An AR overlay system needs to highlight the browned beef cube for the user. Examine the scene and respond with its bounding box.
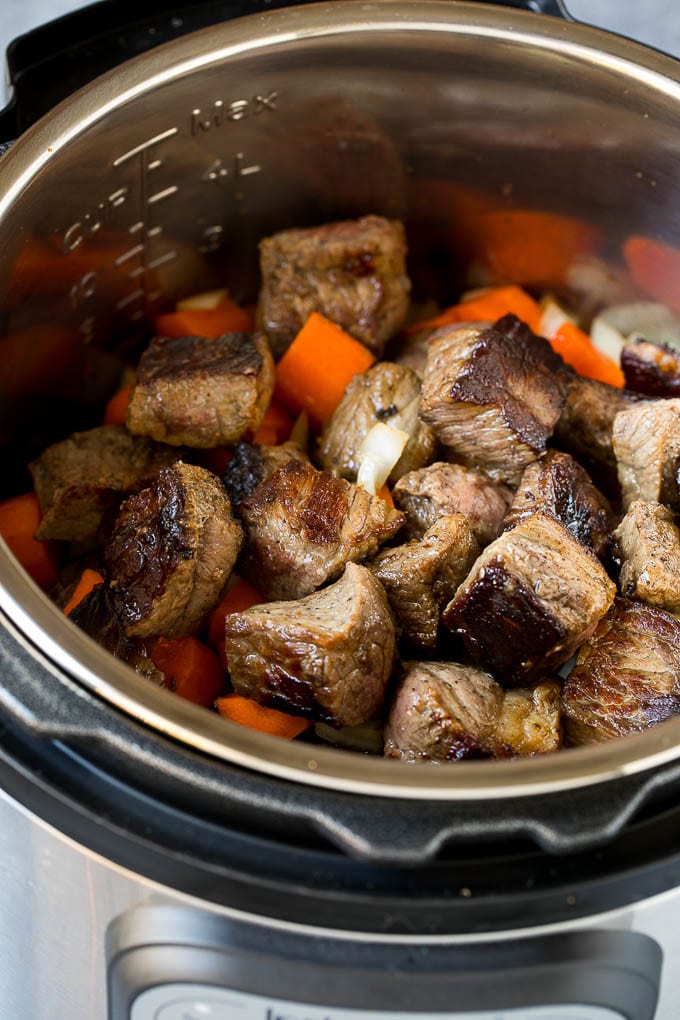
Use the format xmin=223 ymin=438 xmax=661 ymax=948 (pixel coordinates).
xmin=239 ymin=459 xmax=403 ymax=600
xmin=317 ymin=362 xmax=436 ymax=483
xmin=614 ymin=501 xmax=680 ymax=613
xmin=387 ymin=320 xmax=490 ymax=376
xmin=257 ymin=215 xmax=410 ymax=357
xmin=392 ymin=462 xmax=512 ymax=546
xmin=383 ymin=661 xmax=560 ymax=761
xmin=504 ymin=450 xmax=614 ymax=560
xmin=223 ymin=563 xmax=396 ymax=727
xmin=613 ymin=398 xmax=680 ymax=512
xmin=370 ymin=514 xmax=479 ymax=650
xmin=562 ymin=598 xmax=680 ymax=744
xmin=106 ymin=462 xmax=242 ymax=638
xmin=443 ymin=514 xmax=616 ymax=684
xmin=554 ymin=375 xmax=640 ymax=495
xmin=222 ymin=440 xmax=309 ymax=508
xmin=419 ymin=317 xmax=567 ymax=485
xmin=621 ymin=338 xmax=680 ymax=397
xmin=126 ymin=332 xmax=274 ymax=448
xmin=30 ymin=425 xmax=179 ymax=542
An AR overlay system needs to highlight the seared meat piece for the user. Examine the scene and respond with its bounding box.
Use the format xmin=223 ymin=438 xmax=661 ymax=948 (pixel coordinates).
xmin=238 ymin=459 xmax=404 ymax=600
xmin=614 ymin=500 xmax=680 ymax=613
xmin=621 ymin=338 xmax=680 ymax=397
xmin=106 ymin=462 xmax=242 ymax=638
xmin=504 ymin=450 xmax=614 ymax=560
xmin=443 ymin=514 xmax=616 ymax=684
xmin=562 ymin=598 xmax=680 ymax=744
xmin=392 ymin=462 xmax=512 ymax=545
xmin=613 ymin=398 xmax=680 ymax=512
xmin=223 ymin=563 xmax=395 ymax=727
xmin=317 ymin=362 xmax=436 ymax=483
xmin=387 ymin=320 xmax=490 ymax=376
xmin=554 ymin=375 xmax=640 ymax=495
xmin=30 ymin=425 xmax=179 ymax=542
xmin=257 ymin=215 xmax=410 ymax=357
xmin=222 ymin=440 xmax=309 ymax=508
xmin=384 ymin=661 xmax=561 ymax=761
xmin=69 ymin=583 xmax=165 ymax=686
xmin=126 ymin=332 xmax=274 ymax=447
xmin=370 ymin=514 xmax=480 ymax=650
xmin=419 ymin=316 xmax=567 ymax=485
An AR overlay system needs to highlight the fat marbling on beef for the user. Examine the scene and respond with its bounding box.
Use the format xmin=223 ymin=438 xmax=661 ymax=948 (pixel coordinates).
xmin=106 ymin=461 xmax=242 ymax=638
xmin=504 ymin=450 xmax=614 ymax=560
xmin=126 ymin=332 xmax=274 ymax=447
xmin=614 ymin=500 xmax=680 ymax=614
xmin=419 ymin=316 xmax=567 ymax=486
xmin=370 ymin=513 xmax=480 ymax=650
xmin=30 ymin=424 xmax=179 ymax=542
xmin=238 ymin=459 xmax=404 ymax=600
xmin=443 ymin=513 xmax=616 ymax=684
xmin=257 ymin=215 xmax=411 ymax=357
xmin=317 ymin=361 xmax=436 ymax=483
xmin=223 ymin=562 xmax=396 ymax=727
xmin=392 ymin=461 xmax=511 ymax=545
xmin=384 ymin=661 xmax=561 ymax=761
xmin=613 ymin=398 xmax=680 ymax=512
xmin=562 ymin=598 xmax=680 ymax=744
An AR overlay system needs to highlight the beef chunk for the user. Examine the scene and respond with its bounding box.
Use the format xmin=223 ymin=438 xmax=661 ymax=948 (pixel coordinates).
xmin=126 ymin=332 xmax=275 ymax=447
xmin=30 ymin=425 xmax=179 ymax=542
xmin=257 ymin=215 xmax=410 ymax=357
xmin=504 ymin=450 xmax=614 ymax=560
xmin=370 ymin=514 xmax=480 ymax=650
xmin=222 ymin=440 xmax=309 ymax=508
xmin=317 ymin=362 xmax=436 ymax=483
xmin=392 ymin=462 xmax=512 ymax=545
xmin=223 ymin=562 xmax=395 ymax=727
xmin=562 ymin=598 xmax=680 ymax=744
xmin=419 ymin=317 xmax=567 ymax=485
xmin=613 ymin=398 xmax=680 ymax=512
xmin=238 ymin=459 xmax=404 ymax=600
xmin=614 ymin=500 xmax=680 ymax=613
xmin=443 ymin=514 xmax=616 ymax=684
xmin=106 ymin=462 xmax=242 ymax=638
xmin=384 ymin=661 xmax=560 ymax=761
xmin=554 ymin=375 xmax=640 ymax=495
xmin=621 ymin=338 xmax=680 ymax=397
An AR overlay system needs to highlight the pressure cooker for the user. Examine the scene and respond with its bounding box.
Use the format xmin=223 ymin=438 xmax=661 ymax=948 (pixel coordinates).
xmin=3 ymin=0 xmax=680 ymax=1016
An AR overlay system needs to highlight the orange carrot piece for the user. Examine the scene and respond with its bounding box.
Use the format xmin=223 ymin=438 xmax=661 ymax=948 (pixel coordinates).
xmin=253 ymin=400 xmax=294 ymax=446
xmin=473 ymin=210 xmax=602 ymax=290
xmin=215 ymin=693 xmax=312 ymax=739
xmin=0 ymin=492 xmax=59 ymax=588
xmin=155 ymin=297 xmax=254 ymax=339
xmin=63 ymin=569 xmax=105 ymax=615
xmin=207 ymin=577 xmax=264 ymax=648
xmin=623 ymin=236 xmax=680 ymax=315
xmin=405 ymin=285 xmax=542 ymax=335
xmin=377 ymin=484 xmax=395 ymax=509
xmin=150 ymin=635 xmax=224 ymax=707
xmin=549 ymin=322 xmax=624 ymax=388
xmin=275 ymin=312 xmax=376 ymax=427
xmin=103 ymin=385 xmax=132 ymax=426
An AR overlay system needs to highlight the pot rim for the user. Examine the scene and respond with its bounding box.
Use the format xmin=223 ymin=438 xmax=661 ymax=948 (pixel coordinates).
xmin=3 ymin=0 xmax=680 ymax=800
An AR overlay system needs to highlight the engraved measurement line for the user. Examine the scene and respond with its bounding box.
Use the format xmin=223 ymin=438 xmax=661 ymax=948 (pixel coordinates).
xmin=113 ymin=128 xmax=178 ymax=166
xmin=114 ymin=244 xmax=144 ymax=267
xmin=116 ymin=288 xmax=145 ymax=310
xmin=147 ymin=251 xmax=177 ymax=270
xmin=147 ymin=185 xmax=178 ymax=205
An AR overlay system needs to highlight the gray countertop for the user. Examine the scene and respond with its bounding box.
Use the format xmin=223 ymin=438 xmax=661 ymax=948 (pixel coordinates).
xmin=2 ymin=0 xmax=680 ymax=106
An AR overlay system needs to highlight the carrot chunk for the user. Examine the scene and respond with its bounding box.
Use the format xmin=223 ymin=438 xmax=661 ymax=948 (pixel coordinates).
xmin=405 ymin=285 xmax=542 ymax=335
xmin=155 ymin=298 xmax=254 ymax=339
xmin=103 ymin=386 xmax=132 ymax=426
xmin=549 ymin=321 xmax=624 ymax=388
xmin=377 ymin=484 xmax=395 ymax=509
xmin=215 ymin=693 xmax=312 ymax=739
xmin=275 ymin=312 xmax=376 ymax=428
xmin=63 ymin=569 xmax=105 ymax=615
xmin=150 ymin=635 xmax=225 ymax=707
xmin=0 ymin=492 xmax=59 ymax=588
xmin=207 ymin=578 xmax=263 ymax=649
xmin=623 ymin=236 xmax=680 ymax=315
xmin=252 ymin=400 xmax=294 ymax=445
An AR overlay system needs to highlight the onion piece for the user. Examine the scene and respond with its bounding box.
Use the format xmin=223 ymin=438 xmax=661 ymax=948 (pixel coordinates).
xmin=314 ymin=718 xmax=384 ymax=754
xmin=289 ymin=410 xmax=309 ymax=450
xmin=597 ymin=301 xmax=680 ymax=350
xmin=538 ymin=296 xmax=577 ymax=338
xmin=356 ymin=422 xmax=409 ymax=495
xmin=590 ymin=315 xmax=626 ymax=364
xmin=177 ymin=288 xmax=229 ymax=310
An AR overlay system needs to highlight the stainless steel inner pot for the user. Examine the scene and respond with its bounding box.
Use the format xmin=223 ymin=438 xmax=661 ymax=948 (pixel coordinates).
xmin=1 ymin=0 xmax=680 ymax=800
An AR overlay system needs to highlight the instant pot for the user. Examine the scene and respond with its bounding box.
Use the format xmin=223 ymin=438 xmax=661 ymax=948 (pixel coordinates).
xmin=3 ymin=1 xmax=680 ymax=1017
